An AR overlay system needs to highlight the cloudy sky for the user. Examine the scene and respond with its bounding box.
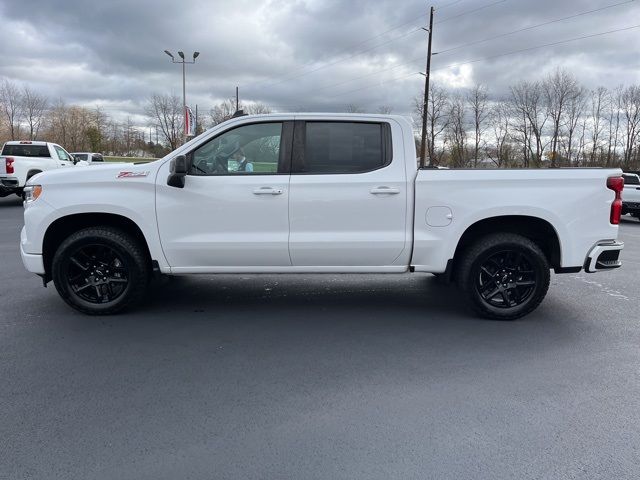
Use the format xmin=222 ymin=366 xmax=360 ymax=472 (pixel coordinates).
xmin=1 ymin=0 xmax=639 ymax=124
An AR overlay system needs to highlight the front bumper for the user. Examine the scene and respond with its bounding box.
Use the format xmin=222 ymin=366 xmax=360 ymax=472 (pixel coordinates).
xmin=20 ymin=227 xmax=45 ymax=274
xmin=584 ymin=240 xmax=624 ymax=273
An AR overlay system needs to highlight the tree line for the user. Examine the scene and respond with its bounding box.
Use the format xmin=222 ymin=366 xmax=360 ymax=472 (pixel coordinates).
xmin=3 ymin=68 xmax=640 ymax=170
xmin=413 ymin=69 xmax=640 ymax=170
xmin=0 ymin=79 xmax=153 ymax=156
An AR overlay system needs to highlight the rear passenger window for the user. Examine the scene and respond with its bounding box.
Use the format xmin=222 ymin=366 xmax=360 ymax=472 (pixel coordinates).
xmin=301 ymin=122 xmax=388 ymax=174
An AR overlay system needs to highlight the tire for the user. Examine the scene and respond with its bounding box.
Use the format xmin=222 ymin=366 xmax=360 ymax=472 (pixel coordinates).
xmin=455 ymin=233 xmax=550 ymax=320
xmin=52 ymin=227 xmax=150 ymax=315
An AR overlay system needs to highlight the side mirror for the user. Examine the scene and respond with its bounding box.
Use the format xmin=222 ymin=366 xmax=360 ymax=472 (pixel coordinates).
xmin=72 ymin=155 xmax=78 ymax=165
xmin=167 ymin=155 xmax=188 ymax=188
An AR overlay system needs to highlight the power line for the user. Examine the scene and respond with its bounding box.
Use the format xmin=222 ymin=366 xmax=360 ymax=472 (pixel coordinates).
xmin=255 ymin=27 xmax=423 ymax=89
xmin=435 ymin=0 xmax=508 ymax=24
xmin=313 ymin=0 xmax=637 ymax=93
xmin=244 ymin=0 xmax=508 ymax=91
xmin=435 ymin=0 xmax=636 ymax=55
xmin=432 ymin=23 xmax=640 ymax=72
xmin=329 ymin=23 xmax=640 ymax=97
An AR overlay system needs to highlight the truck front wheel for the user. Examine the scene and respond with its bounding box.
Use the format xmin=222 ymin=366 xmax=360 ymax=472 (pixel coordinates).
xmin=52 ymin=227 xmax=150 ymax=315
xmin=456 ymin=233 xmax=550 ymax=320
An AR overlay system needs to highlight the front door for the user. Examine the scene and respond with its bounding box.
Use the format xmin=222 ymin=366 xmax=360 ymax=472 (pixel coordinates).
xmin=156 ymin=121 xmax=293 ymax=270
xmin=53 ymin=145 xmax=74 ymax=167
xmin=288 ymin=120 xmax=408 ymax=267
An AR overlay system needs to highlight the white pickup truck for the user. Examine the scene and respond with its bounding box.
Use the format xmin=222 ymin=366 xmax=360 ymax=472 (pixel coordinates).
xmin=622 ymin=172 xmax=640 ymax=219
xmin=0 ymin=141 xmax=76 ymax=197
xmin=20 ymin=113 xmax=625 ymax=319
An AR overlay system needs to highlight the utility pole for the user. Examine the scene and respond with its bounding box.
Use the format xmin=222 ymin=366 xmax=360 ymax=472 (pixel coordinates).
xmin=164 ymin=50 xmax=200 ymax=145
xmin=235 ymin=86 xmax=239 ymax=112
xmin=419 ymin=6 xmax=435 ymax=169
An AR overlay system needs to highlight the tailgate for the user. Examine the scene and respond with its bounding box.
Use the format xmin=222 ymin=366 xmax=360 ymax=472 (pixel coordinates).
xmin=0 ymin=156 xmax=6 ymax=175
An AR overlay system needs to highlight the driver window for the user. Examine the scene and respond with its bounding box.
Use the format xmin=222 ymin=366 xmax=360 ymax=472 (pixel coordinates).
xmin=54 ymin=146 xmax=71 ymax=161
xmin=190 ymin=122 xmax=282 ymax=175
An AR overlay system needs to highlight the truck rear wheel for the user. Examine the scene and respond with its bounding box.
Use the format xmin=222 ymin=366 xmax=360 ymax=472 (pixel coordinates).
xmin=456 ymin=233 xmax=550 ymax=320
xmin=52 ymin=227 xmax=150 ymax=315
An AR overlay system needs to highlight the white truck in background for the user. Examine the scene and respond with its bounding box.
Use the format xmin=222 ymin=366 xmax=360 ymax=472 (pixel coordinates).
xmin=622 ymin=172 xmax=640 ymax=220
xmin=0 ymin=141 xmax=76 ymax=198
xmin=19 ymin=113 xmax=625 ymax=320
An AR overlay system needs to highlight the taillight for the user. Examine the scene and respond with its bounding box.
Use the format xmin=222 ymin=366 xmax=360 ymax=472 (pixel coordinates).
xmin=607 ymin=176 xmax=624 ymax=225
xmin=5 ymin=157 xmax=14 ymax=174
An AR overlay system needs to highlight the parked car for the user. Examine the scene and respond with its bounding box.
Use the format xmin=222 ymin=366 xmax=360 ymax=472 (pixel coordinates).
xmin=71 ymin=152 xmax=105 ymax=164
xmin=20 ymin=113 xmax=624 ymax=319
xmin=0 ymin=141 xmax=75 ymax=198
xmin=622 ymin=172 xmax=640 ymax=219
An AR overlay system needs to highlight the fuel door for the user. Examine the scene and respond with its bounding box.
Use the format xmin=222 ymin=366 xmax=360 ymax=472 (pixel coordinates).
xmin=426 ymin=206 xmax=453 ymax=227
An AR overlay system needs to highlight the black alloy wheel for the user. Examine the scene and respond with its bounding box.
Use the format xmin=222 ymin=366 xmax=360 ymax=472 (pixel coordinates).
xmin=65 ymin=244 xmax=130 ymax=304
xmin=456 ymin=233 xmax=550 ymax=320
xmin=52 ymin=227 xmax=150 ymax=314
xmin=475 ymin=250 xmax=537 ymax=309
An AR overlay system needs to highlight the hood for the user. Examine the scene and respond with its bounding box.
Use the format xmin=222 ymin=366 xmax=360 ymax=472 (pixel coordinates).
xmin=28 ymin=160 xmax=162 ymax=186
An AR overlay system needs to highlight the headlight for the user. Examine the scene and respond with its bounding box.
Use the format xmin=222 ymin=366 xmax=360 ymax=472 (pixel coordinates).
xmin=23 ymin=185 xmax=43 ymax=203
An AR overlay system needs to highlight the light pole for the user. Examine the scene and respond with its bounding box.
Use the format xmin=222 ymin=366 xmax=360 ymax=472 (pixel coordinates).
xmin=164 ymin=50 xmax=199 ymax=144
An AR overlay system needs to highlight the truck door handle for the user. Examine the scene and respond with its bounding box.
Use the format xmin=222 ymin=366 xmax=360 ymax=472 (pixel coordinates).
xmin=253 ymin=187 xmax=283 ymax=195
xmin=370 ymin=186 xmax=400 ymax=195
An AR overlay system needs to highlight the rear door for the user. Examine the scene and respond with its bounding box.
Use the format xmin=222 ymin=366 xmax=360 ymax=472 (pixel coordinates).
xmin=288 ymin=120 xmax=408 ymax=267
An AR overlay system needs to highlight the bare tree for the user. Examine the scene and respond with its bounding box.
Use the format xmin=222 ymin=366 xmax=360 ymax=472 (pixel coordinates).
xmin=345 ymin=104 xmax=365 ymax=113
xmin=510 ymin=81 xmax=548 ymax=167
xmin=247 ymin=103 xmax=272 ymax=115
xmin=65 ymin=106 xmax=91 ymax=152
xmin=21 ymin=85 xmax=48 ymax=140
xmin=467 ymin=84 xmax=489 ymax=167
xmin=209 ymin=99 xmax=272 ymax=127
xmin=606 ymin=85 xmax=624 ymax=166
xmin=544 ymin=70 xmax=581 ymax=167
xmin=377 ymin=105 xmax=393 ymax=114
xmin=413 ymin=83 xmax=449 ymax=166
xmin=620 ymin=85 xmax=640 ymax=169
xmin=209 ymin=98 xmax=238 ymax=126
xmin=486 ymin=100 xmax=511 ymax=167
xmin=446 ymin=95 xmax=467 ymax=168
xmin=146 ymin=93 xmax=182 ymax=150
xmin=589 ymin=87 xmax=608 ymax=166
xmin=562 ymin=85 xmax=587 ymax=166
xmin=1 ymin=79 xmax=24 ymax=140
xmin=47 ymin=98 xmax=69 ymax=147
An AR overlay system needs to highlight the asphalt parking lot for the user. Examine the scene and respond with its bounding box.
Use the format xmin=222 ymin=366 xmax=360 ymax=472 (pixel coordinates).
xmin=1 ymin=194 xmax=640 ymax=480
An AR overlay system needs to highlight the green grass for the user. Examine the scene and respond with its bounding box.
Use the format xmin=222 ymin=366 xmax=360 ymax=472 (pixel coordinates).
xmin=252 ymin=162 xmax=277 ymax=173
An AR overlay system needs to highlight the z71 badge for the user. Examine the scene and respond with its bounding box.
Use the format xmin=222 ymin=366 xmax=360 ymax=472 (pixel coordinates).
xmin=117 ymin=171 xmax=149 ymax=179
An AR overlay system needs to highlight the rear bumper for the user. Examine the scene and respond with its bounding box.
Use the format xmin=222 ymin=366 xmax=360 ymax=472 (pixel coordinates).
xmin=0 ymin=176 xmax=20 ymax=195
xmin=584 ymin=240 xmax=624 ymax=273
xmin=622 ymin=201 xmax=640 ymax=214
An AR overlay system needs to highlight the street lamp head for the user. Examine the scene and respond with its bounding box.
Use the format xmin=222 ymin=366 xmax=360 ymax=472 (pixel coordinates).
xmin=193 ymin=51 xmax=200 ymax=60
xmin=178 ymin=51 xmax=185 ymax=59
xmin=164 ymin=50 xmax=174 ymax=59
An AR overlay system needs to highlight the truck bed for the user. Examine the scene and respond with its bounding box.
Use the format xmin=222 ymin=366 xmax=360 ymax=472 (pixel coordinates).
xmin=411 ymin=168 xmax=621 ymax=273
